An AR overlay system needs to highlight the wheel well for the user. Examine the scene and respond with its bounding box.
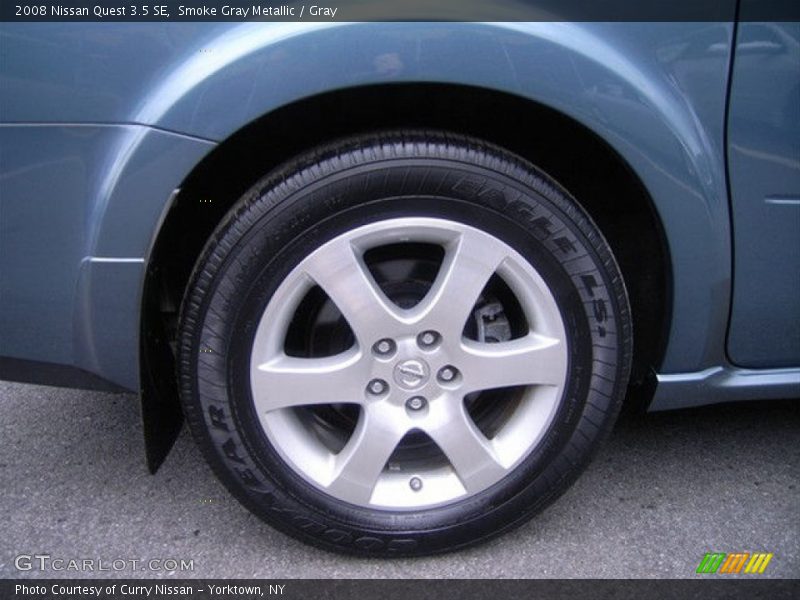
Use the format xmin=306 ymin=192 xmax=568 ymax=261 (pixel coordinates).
xmin=143 ymin=83 xmax=669 ymax=452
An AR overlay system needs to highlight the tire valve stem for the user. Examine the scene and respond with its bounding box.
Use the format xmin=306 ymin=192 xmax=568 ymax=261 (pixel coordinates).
xmin=409 ymin=477 xmax=423 ymax=492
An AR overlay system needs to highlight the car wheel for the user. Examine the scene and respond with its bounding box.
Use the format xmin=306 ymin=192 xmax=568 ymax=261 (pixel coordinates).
xmin=178 ymin=131 xmax=632 ymax=556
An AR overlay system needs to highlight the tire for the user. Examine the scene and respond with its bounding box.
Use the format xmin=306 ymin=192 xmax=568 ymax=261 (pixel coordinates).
xmin=178 ymin=131 xmax=632 ymax=556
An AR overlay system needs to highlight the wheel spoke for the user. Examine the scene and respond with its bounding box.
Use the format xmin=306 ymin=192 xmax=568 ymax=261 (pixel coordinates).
xmin=302 ymin=239 xmax=405 ymax=344
xmin=424 ymin=403 xmax=507 ymax=493
xmin=326 ymin=405 xmax=407 ymax=505
xmin=415 ymin=229 xmax=508 ymax=337
xmin=252 ymin=348 xmax=367 ymax=412
xmin=459 ymin=333 xmax=567 ymax=394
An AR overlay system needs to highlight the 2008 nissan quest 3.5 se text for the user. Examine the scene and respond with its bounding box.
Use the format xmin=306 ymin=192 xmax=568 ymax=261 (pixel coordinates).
xmin=1 ymin=13 xmax=798 ymax=555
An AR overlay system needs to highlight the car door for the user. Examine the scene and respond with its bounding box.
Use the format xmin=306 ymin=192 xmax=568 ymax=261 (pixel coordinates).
xmin=726 ymin=21 xmax=800 ymax=367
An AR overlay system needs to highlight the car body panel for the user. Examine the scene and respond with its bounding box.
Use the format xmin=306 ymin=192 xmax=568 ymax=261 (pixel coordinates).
xmin=0 ymin=124 xmax=214 ymax=389
xmin=726 ymin=22 xmax=800 ymax=368
xmin=1 ymin=20 xmax=798 ymax=407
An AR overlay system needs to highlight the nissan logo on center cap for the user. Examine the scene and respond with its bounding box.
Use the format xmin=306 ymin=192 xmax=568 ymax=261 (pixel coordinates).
xmin=393 ymin=358 xmax=430 ymax=390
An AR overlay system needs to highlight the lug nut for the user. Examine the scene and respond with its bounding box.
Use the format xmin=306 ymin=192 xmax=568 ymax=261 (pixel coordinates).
xmin=367 ymin=379 xmax=388 ymax=395
xmin=438 ymin=366 xmax=458 ymax=383
xmin=372 ymin=338 xmax=396 ymax=357
xmin=406 ymin=396 xmax=427 ymax=411
xmin=409 ymin=477 xmax=423 ymax=492
xmin=417 ymin=331 xmax=440 ymax=349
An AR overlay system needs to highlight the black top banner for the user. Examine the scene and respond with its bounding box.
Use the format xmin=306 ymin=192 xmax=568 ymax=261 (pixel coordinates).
xmin=1 ymin=0 xmax=799 ymax=22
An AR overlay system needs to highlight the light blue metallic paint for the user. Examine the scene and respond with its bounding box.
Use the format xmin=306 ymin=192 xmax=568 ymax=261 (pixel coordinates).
xmin=1 ymin=20 xmax=798 ymax=406
xmin=726 ymin=22 xmax=800 ymax=368
xmin=653 ymin=366 xmax=800 ymax=411
xmin=0 ymin=124 xmax=214 ymax=389
xmin=73 ymin=258 xmax=145 ymax=390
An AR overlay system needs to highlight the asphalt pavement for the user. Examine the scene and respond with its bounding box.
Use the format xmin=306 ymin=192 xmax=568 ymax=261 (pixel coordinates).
xmin=0 ymin=381 xmax=797 ymax=579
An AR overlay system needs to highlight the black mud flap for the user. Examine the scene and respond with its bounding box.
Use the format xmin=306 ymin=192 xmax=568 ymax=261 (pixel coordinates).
xmin=140 ymin=366 xmax=183 ymax=474
xmin=139 ymin=263 xmax=184 ymax=473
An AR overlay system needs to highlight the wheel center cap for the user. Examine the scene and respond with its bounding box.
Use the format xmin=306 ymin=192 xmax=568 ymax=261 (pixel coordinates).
xmin=393 ymin=358 xmax=430 ymax=391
